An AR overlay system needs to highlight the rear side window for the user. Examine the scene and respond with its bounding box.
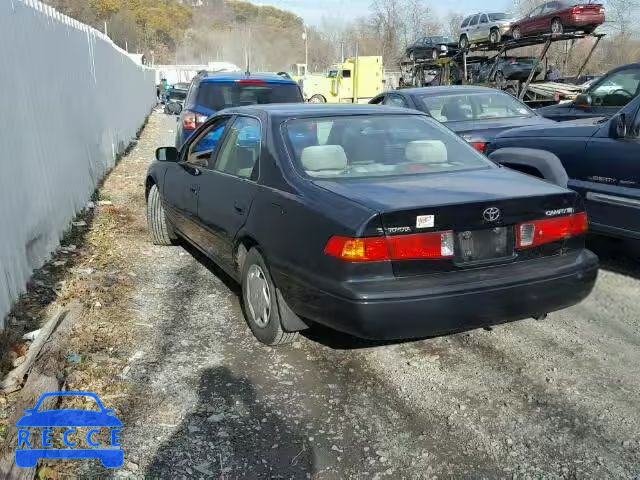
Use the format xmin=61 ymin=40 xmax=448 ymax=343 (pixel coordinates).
xmin=196 ymin=82 xmax=303 ymax=111
xmin=284 ymin=115 xmax=494 ymax=179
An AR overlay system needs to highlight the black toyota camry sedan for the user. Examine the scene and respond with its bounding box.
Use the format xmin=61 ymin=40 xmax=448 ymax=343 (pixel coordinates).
xmin=146 ymin=104 xmax=598 ymax=346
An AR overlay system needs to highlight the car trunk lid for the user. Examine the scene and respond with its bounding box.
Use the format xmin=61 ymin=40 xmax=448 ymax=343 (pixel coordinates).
xmin=314 ymin=168 xmax=581 ymax=276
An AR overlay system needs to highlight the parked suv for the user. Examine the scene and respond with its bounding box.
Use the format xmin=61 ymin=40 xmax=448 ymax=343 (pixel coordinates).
xmin=176 ymin=72 xmax=303 ymax=149
xmin=459 ymin=12 xmax=514 ymax=49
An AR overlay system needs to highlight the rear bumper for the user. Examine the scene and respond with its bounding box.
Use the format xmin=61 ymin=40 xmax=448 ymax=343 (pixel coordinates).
xmin=277 ymin=250 xmax=598 ymax=340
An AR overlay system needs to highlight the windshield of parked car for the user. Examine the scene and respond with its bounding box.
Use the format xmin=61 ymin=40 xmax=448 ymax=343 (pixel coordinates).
xmin=284 ymin=114 xmax=494 ymax=179
xmin=196 ymin=81 xmax=302 ymax=111
xmin=488 ymin=12 xmax=510 ymax=20
xmin=418 ymin=92 xmax=534 ymax=122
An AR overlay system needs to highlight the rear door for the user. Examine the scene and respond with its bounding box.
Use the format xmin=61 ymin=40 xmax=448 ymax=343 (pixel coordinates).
xmin=580 ymin=104 xmax=640 ymax=237
xmin=477 ymin=14 xmax=490 ymax=41
xmin=521 ymin=5 xmax=545 ymax=34
xmin=195 ymin=115 xmax=262 ymax=271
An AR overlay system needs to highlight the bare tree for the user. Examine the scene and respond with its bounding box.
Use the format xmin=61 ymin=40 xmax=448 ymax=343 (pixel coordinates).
xmin=445 ymin=11 xmax=465 ymax=38
xmin=605 ymin=0 xmax=640 ymax=35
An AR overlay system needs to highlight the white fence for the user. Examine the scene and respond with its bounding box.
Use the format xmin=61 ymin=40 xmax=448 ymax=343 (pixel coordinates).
xmin=0 ymin=0 xmax=156 ymax=326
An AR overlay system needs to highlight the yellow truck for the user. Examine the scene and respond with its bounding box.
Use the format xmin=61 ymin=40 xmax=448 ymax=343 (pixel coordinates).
xmin=299 ymin=56 xmax=384 ymax=104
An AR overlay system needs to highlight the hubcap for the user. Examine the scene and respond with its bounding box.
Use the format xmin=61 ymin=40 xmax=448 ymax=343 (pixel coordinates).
xmin=246 ymin=265 xmax=271 ymax=328
xmin=552 ymin=21 xmax=562 ymax=33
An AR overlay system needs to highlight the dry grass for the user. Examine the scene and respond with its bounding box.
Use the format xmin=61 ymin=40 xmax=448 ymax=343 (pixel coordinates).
xmin=0 ymin=114 xmax=159 ymax=477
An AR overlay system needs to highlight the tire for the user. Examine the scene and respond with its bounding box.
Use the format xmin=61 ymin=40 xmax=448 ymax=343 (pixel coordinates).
xmin=489 ymin=28 xmax=501 ymax=44
xmin=146 ymin=183 xmax=176 ymax=246
xmin=551 ymin=18 xmax=563 ymax=34
xmin=309 ymin=94 xmax=326 ymax=103
xmin=512 ymin=26 xmax=522 ymax=40
xmin=583 ymin=25 xmax=596 ymax=34
xmin=459 ymin=35 xmax=469 ymax=50
xmin=241 ymin=248 xmax=298 ymax=346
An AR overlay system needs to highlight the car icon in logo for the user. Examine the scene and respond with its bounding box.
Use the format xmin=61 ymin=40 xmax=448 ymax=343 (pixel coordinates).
xmin=483 ymin=207 xmax=501 ymax=222
xmin=15 ymin=391 xmax=123 ymax=469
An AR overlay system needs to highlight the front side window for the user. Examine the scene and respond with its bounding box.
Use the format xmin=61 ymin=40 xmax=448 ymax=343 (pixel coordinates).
xmin=341 ymin=70 xmax=352 ymax=79
xmin=213 ymin=116 xmax=261 ymax=179
xmin=418 ymin=92 xmax=533 ymax=122
xmin=590 ymin=70 xmax=640 ymax=107
xmin=461 ymin=16 xmax=471 ymax=28
xmin=284 ymin=115 xmax=494 ymax=179
xmin=188 ymin=119 xmax=229 ymax=167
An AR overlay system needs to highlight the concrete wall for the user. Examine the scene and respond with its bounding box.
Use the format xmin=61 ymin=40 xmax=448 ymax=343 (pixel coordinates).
xmin=0 ymin=0 xmax=156 ymax=325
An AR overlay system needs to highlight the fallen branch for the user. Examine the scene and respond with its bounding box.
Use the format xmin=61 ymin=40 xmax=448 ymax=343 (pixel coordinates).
xmin=0 ymin=301 xmax=81 ymax=478
xmin=0 ymin=308 xmax=66 ymax=395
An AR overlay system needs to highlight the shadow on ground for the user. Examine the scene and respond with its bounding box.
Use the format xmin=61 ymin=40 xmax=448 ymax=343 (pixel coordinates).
xmin=146 ymin=366 xmax=314 ymax=478
xmin=587 ymin=234 xmax=640 ymax=280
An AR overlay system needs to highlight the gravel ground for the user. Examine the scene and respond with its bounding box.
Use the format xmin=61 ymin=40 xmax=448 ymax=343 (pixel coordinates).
xmin=71 ymin=112 xmax=640 ymax=479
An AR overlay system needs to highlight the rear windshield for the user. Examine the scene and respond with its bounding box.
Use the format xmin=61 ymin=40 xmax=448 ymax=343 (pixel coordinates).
xmin=418 ymin=92 xmax=533 ymax=122
xmin=196 ymin=82 xmax=302 ymax=111
xmin=284 ymin=115 xmax=494 ymax=179
xmin=488 ymin=12 xmax=510 ymax=20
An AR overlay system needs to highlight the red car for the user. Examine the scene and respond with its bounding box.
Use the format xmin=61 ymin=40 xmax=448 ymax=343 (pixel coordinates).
xmin=511 ymin=0 xmax=604 ymax=39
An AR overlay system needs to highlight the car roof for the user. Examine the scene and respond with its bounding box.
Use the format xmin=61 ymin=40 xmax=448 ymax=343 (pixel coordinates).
xmin=221 ymin=103 xmax=423 ymax=118
xmin=201 ymin=72 xmax=298 ymax=85
xmin=398 ymin=85 xmax=504 ymax=96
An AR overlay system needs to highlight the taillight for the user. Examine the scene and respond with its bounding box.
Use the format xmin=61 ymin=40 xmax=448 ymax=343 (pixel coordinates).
xmin=470 ymin=142 xmax=487 ymax=153
xmin=516 ymin=212 xmax=588 ymax=249
xmin=182 ymin=110 xmax=208 ymax=131
xmin=237 ymin=79 xmax=267 ymax=86
xmin=324 ymin=231 xmax=454 ymax=262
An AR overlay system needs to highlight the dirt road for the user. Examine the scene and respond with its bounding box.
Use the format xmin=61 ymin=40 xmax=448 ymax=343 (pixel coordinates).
xmin=30 ymin=112 xmax=640 ymax=478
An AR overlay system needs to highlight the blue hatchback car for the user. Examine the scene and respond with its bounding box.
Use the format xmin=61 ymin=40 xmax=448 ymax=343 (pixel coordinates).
xmin=175 ymin=72 xmax=304 ymax=149
xmin=16 ymin=391 xmax=124 ymax=469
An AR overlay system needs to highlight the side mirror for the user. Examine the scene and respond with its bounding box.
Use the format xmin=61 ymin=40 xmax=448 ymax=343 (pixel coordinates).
xmin=155 ymin=146 xmax=179 ymax=162
xmin=574 ymin=93 xmax=592 ymax=109
xmin=609 ymin=113 xmax=627 ymax=139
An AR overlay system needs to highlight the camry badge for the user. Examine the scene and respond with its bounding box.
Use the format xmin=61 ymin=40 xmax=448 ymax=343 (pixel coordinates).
xmin=483 ymin=207 xmax=501 ymax=222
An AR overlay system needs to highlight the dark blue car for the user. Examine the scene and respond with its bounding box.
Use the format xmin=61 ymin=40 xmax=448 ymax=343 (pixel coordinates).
xmin=175 ymin=72 xmax=304 ymax=149
xmin=146 ymin=104 xmax=597 ymax=346
xmin=490 ymin=94 xmax=640 ymax=245
xmin=370 ymin=86 xmax=553 ymax=153
xmin=16 ymin=391 xmax=123 ymax=468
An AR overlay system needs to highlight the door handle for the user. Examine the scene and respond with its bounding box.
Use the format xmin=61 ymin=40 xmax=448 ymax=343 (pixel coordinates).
xmin=234 ymin=202 xmax=246 ymax=215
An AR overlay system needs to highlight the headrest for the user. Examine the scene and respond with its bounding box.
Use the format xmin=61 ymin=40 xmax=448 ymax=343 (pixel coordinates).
xmin=301 ymin=145 xmax=348 ymax=173
xmin=405 ymin=140 xmax=448 ymax=164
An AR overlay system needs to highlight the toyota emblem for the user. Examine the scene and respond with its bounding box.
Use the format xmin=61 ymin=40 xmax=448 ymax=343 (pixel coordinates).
xmin=483 ymin=207 xmax=501 ymax=222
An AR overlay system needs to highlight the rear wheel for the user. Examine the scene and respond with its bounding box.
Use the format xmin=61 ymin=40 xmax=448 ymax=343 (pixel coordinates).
xmin=512 ymin=26 xmax=522 ymax=40
xmin=146 ymin=184 xmax=176 ymax=246
xmin=241 ymin=248 xmax=298 ymax=346
xmin=309 ymin=94 xmax=326 ymax=103
xmin=551 ymin=18 xmax=564 ymax=34
xmin=489 ymin=28 xmax=501 ymax=44
xmin=459 ymin=35 xmax=469 ymax=50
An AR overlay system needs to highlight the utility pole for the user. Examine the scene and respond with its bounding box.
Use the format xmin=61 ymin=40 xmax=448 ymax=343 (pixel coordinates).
xmin=302 ymin=27 xmax=309 ymax=69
